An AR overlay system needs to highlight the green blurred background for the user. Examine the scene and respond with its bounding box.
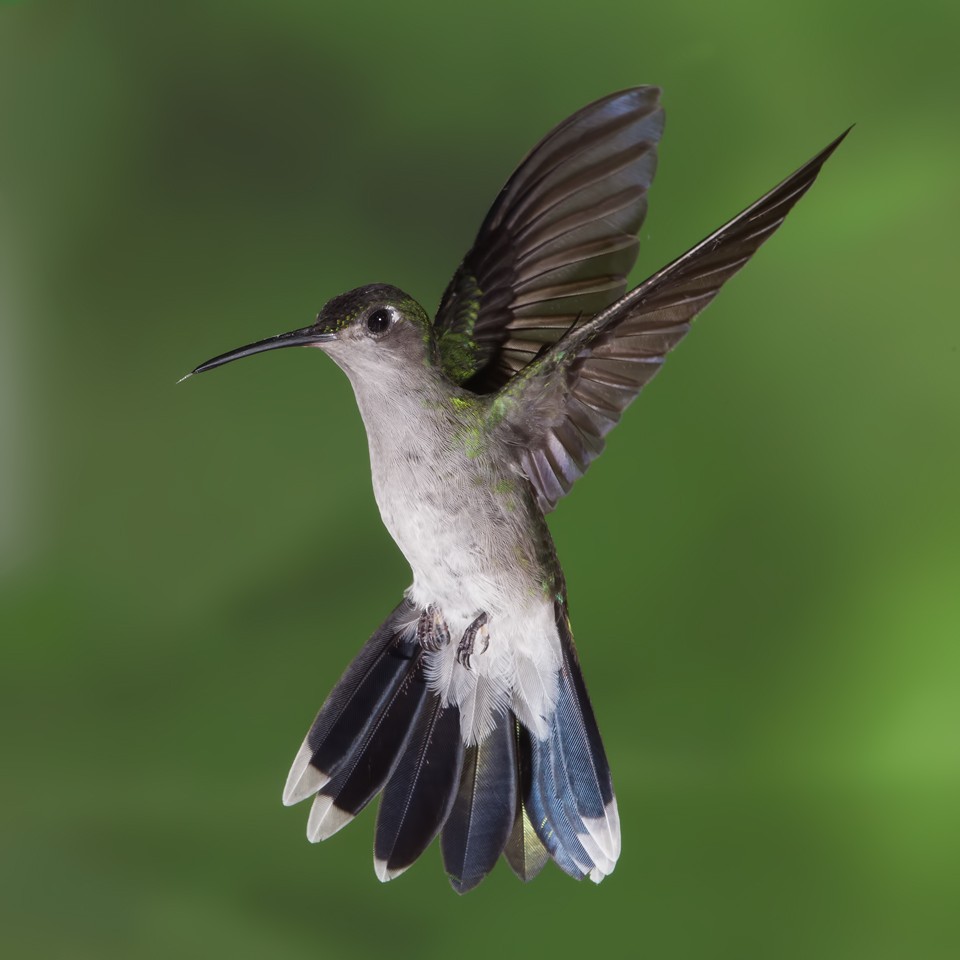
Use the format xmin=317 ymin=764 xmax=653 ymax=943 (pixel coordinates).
xmin=1 ymin=1 xmax=957 ymax=957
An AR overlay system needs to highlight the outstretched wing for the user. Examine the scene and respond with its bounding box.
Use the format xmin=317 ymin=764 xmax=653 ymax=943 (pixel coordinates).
xmin=495 ymin=129 xmax=850 ymax=512
xmin=435 ymin=87 xmax=665 ymax=392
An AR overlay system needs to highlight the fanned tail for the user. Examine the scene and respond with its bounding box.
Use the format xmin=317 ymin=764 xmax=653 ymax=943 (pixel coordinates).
xmin=283 ymin=598 xmax=619 ymax=889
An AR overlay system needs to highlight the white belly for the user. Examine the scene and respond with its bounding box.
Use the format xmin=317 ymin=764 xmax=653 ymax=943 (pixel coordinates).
xmin=370 ymin=438 xmax=561 ymax=744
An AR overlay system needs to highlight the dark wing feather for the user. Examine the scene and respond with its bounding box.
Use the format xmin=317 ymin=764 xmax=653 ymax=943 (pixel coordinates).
xmin=441 ymin=713 xmax=517 ymax=893
xmin=504 ymin=129 xmax=850 ymax=512
xmin=435 ymin=88 xmax=664 ymax=391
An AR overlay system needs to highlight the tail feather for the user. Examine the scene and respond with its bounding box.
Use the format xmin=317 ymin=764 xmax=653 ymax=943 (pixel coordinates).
xmin=528 ymin=726 xmax=591 ymax=880
xmin=284 ymin=598 xmax=619 ymax=888
xmin=503 ymin=807 xmax=550 ymax=882
xmin=441 ymin=712 xmax=517 ymax=894
xmin=374 ymin=696 xmax=464 ymax=882
xmin=283 ymin=600 xmax=418 ymax=807
xmin=521 ymin=603 xmax=621 ymax=883
xmin=554 ymin=608 xmax=621 ymax=870
xmin=503 ymin=719 xmax=550 ymax=882
xmin=307 ymin=656 xmax=430 ymax=842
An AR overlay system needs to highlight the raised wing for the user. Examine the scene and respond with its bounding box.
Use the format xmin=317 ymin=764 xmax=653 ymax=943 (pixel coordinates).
xmin=496 ymin=129 xmax=850 ymax=512
xmin=435 ymin=88 xmax=665 ymax=391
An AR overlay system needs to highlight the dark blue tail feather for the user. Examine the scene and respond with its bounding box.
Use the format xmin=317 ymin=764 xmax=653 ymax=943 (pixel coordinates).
xmin=441 ymin=712 xmax=518 ymax=893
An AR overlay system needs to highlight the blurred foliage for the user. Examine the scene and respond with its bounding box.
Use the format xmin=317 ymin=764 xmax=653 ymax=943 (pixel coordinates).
xmin=1 ymin=1 xmax=958 ymax=958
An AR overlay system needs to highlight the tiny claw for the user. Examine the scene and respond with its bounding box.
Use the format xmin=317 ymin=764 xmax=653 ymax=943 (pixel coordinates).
xmin=456 ymin=612 xmax=489 ymax=670
xmin=417 ymin=603 xmax=451 ymax=652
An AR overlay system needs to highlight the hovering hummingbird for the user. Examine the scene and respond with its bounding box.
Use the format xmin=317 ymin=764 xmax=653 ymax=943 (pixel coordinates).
xmin=184 ymin=88 xmax=846 ymax=892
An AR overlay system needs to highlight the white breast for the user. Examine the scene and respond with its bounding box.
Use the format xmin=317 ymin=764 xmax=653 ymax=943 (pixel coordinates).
xmin=361 ymin=399 xmax=561 ymax=744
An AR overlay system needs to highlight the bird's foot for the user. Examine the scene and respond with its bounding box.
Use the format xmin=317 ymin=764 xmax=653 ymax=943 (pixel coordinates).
xmin=456 ymin=612 xmax=490 ymax=670
xmin=416 ymin=604 xmax=451 ymax=652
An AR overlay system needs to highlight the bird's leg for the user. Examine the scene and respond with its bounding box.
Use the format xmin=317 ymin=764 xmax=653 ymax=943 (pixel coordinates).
xmin=456 ymin=612 xmax=490 ymax=670
xmin=416 ymin=604 xmax=451 ymax=652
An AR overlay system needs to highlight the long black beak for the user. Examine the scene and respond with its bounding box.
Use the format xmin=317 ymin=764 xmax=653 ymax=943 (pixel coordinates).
xmin=180 ymin=323 xmax=337 ymax=381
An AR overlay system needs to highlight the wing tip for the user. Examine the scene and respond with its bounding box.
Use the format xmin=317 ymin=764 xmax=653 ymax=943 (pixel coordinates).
xmin=608 ymin=84 xmax=663 ymax=109
xmin=807 ymin=124 xmax=854 ymax=173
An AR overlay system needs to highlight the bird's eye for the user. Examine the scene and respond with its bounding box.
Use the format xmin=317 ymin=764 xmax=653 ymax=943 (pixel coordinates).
xmin=366 ymin=308 xmax=392 ymax=336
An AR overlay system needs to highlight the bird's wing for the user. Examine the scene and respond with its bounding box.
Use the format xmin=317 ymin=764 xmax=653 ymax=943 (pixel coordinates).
xmin=492 ymin=130 xmax=850 ymax=513
xmin=434 ymin=87 xmax=664 ymax=391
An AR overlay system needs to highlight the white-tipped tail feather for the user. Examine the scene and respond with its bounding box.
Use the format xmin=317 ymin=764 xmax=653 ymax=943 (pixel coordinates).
xmin=283 ymin=739 xmax=329 ymax=807
xmin=306 ymin=793 xmax=354 ymax=842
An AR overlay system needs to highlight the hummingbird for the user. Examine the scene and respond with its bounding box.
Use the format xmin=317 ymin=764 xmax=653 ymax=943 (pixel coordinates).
xmin=184 ymin=88 xmax=846 ymax=892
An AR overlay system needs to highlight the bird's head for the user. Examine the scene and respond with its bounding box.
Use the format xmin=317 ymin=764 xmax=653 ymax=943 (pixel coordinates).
xmin=184 ymin=284 xmax=436 ymax=384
